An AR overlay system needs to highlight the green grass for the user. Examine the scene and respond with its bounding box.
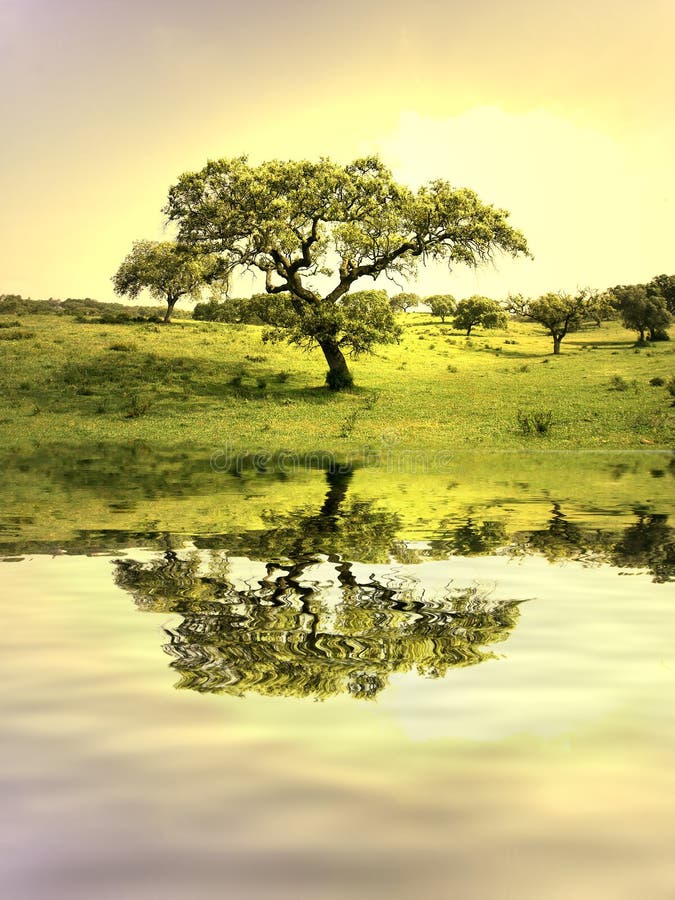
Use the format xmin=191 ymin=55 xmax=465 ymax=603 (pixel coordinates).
xmin=0 ymin=312 xmax=673 ymax=455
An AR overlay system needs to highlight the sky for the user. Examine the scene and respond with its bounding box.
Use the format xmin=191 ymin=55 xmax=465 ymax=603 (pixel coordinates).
xmin=1 ymin=0 xmax=673 ymax=302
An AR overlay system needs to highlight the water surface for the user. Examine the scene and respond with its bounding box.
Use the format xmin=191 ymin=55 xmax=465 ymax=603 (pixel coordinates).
xmin=1 ymin=450 xmax=674 ymax=898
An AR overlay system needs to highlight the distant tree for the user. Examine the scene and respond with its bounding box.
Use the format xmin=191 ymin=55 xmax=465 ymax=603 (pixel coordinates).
xmin=192 ymin=297 xmax=230 ymax=322
xmin=583 ymin=290 xmax=616 ymax=326
xmin=610 ymin=284 xmax=671 ymax=342
xmin=112 ymin=240 xmax=223 ymax=323
xmin=426 ymin=294 xmax=456 ymax=323
xmin=165 ymin=156 xmax=529 ymax=388
xmin=453 ymin=295 xmax=508 ymax=336
xmin=390 ymin=292 xmax=421 ymax=313
xmin=647 ymin=274 xmax=675 ymax=314
xmin=192 ymin=296 xmax=263 ymax=323
xmin=506 ymin=289 xmax=597 ymax=354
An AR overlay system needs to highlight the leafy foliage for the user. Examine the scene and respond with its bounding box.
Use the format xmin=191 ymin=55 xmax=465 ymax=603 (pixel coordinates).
xmin=390 ymin=292 xmax=421 ymax=313
xmin=609 ymin=284 xmax=671 ymax=342
xmin=192 ymin=295 xmax=262 ymax=323
xmin=426 ymin=294 xmax=456 ymax=323
xmin=250 ymin=288 xmax=401 ymax=357
xmin=453 ymin=296 xmax=507 ymax=336
xmin=507 ymin=289 xmax=597 ymax=353
xmin=647 ymin=274 xmax=675 ymax=314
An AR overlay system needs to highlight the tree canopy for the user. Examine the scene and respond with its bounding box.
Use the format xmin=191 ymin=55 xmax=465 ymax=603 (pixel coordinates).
xmin=453 ymin=295 xmax=507 ymax=336
xmin=112 ymin=240 xmax=223 ymax=322
xmin=165 ymin=155 xmax=529 ymax=388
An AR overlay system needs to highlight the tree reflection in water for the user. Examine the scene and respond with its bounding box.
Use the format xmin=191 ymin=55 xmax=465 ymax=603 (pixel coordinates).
xmin=112 ymin=465 xmax=673 ymax=700
xmin=510 ymin=503 xmax=674 ymax=583
xmin=113 ymin=467 xmax=521 ymax=701
xmin=114 ymin=550 xmax=521 ymax=700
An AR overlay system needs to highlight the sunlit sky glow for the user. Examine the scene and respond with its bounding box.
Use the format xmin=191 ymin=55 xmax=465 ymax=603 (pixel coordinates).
xmin=1 ymin=0 xmax=673 ymax=301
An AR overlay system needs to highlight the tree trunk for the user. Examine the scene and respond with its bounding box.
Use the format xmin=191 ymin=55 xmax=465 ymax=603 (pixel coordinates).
xmin=553 ymin=337 xmax=562 ymax=354
xmin=319 ymin=337 xmax=353 ymax=390
xmin=164 ymin=296 xmax=177 ymax=323
xmin=466 ymin=325 xmax=472 ymax=336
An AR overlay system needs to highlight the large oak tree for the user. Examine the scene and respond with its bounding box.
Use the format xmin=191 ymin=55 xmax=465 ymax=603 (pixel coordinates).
xmin=165 ymin=156 xmax=529 ymax=388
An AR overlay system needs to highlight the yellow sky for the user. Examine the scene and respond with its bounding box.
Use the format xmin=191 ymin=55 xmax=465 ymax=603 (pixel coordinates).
xmin=0 ymin=0 xmax=673 ymax=301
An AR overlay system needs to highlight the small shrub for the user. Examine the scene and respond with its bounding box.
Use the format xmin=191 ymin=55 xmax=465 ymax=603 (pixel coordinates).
xmin=0 ymin=320 xmax=22 ymax=328
xmin=667 ymin=377 xmax=675 ymax=404
xmin=517 ymin=409 xmax=553 ymax=436
xmin=256 ymin=377 xmax=267 ymax=389
xmin=275 ymin=370 xmax=291 ymax=383
xmin=229 ymin=374 xmax=244 ymax=388
xmin=649 ymin=376 xmax=666 ymax=387
xmin=339 ymin=409 xmax=360 ymax=437
xmin=245 ymin=354 xmax=268 ymax=362
xmin=124 ymin=393 xmax=151 ymax=418
xmin=447 ymin=364 xmax=458 ymax=373
xmin=518 ymin=364 xmax=529 ymax=373
xmin=362 ymin=391 xmax=381 ymax=411
xmin=609 ymin=374 xmax=629 ymax=392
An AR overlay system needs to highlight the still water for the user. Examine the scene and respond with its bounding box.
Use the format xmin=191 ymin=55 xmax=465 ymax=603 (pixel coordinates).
xmin=1 ymin=449 xmax=674 ymax=898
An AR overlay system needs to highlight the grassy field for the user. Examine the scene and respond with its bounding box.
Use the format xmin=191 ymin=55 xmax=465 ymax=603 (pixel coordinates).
xmin=0 ymin=311 xmax=673 ymax=456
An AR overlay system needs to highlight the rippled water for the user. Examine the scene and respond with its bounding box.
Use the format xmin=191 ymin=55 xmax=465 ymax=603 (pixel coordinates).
xmin=1 ymin=450 xmax=674 ymax=898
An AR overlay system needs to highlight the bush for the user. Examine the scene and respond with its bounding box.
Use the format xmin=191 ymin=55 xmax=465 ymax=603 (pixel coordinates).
xmin=667 ymin=377 xmax=675 ymax=404
xmin=649 ymin=376 xmax=666 ymax=387
xmin=517 ymin=409 xmax=553 ymax=435
xmin=124 ymin=393 xmax=151 ymax=418
xmin=609 ymin=374 xmax=629 ymax=391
